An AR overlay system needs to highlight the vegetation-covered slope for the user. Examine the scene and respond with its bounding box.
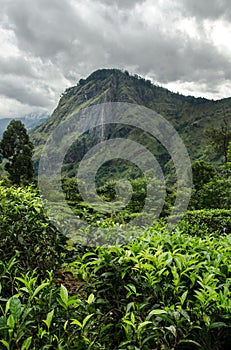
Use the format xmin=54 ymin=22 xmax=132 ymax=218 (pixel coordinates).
xmin=32 ymin=68 xmax=231 ymax=173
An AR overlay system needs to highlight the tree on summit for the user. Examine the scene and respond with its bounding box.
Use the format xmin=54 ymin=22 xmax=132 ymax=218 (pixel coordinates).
xmin=0 ymin=120 xmax=34 ymax=185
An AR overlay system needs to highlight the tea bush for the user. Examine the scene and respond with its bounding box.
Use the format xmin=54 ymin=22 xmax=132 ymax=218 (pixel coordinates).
xmin=0 ymin=181 xmax=231 ymax=349
xmin=0 ymin=226 xmax=230 ymax=349
xmin=177 ymin=209 xmax=231 ymax=236
xmin=0 ymin=182 xmax=67 ymax=274
xmin=67 ymin=228 xmax=231 ymax=349
xmin=1 ymin=226 xmax=230 ymax=349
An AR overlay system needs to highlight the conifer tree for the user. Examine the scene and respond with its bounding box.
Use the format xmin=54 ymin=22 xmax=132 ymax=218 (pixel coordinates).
xmin=0 ymin=120 xmax=34 ymax=185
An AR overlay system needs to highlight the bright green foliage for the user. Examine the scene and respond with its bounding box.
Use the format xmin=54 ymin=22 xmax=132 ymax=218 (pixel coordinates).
xmin=68 ymin=228 xmax=231 ymax=349
xmin=64 ymin=176 xmax=169 ymax=229
xmin=0 ymin=162 xmax=231 ymax=348
xmin=0 ymin=219 xmax=231 ymax=348
xmin=227 ymin=140 xmax=231 ymax=162
xmin=0 ymin=183 xmax=67 ymax=274
xmin=0 ymin=120 xmax=34 ymax=185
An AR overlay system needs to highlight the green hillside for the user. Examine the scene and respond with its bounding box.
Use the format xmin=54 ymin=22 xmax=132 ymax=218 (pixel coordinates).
xmin=32 ymin=68 xmax=231 ymax=177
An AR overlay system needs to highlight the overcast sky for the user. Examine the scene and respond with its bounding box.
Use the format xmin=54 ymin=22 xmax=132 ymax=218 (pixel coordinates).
xmin=0 ymin=0 xmax=231 ymax=118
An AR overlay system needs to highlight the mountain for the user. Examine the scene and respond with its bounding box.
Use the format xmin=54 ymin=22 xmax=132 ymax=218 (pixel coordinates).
xmin=0 ymin=112 xmax=50 ymax=139
xmin=32 ymin=68 xmax=231 ymax=178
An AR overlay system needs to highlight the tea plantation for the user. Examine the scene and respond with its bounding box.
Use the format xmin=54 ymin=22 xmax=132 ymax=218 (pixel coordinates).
xmin=0 ymin=183 xmax=230 ymax=349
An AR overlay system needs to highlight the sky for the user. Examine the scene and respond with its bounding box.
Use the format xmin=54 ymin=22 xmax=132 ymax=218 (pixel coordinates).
xmin=0 ymin=0 xmax=231 ymax=118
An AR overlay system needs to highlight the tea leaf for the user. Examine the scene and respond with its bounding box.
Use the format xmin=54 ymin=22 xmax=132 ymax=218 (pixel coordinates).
xmin=32 ymin=282 xmax=49 ymax=299
xmin=9 ymin=297 xmax=21 ymax=322
xmin=21 ymin=336 xmax=32 ymax=350
xmin=60 ymin=284 xmax=68 ymax=306
xmin=87 ymin=293 xmax=95 ymax=304
xmin=43 ymin=309 xmax=54 ymax=330
xmin=0 ymin=340 xmax=10 ymax=350
xmin=82 ymin=314 xmax=94 ymax=328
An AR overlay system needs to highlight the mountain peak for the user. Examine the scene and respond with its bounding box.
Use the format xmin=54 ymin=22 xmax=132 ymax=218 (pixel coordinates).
xmin=63 ymin=68 xmax=211 ymax=108
xmin=84 ymin=68 xmax=123 ymax=81
xmin=32 ymin=68 xmax=231 ymax=167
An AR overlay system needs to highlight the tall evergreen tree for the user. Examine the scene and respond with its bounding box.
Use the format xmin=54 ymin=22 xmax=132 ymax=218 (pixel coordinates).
xmin=205 ymin=110 xmax=231 ymax=164
xmin=0 ymin=120 xmax=34 ymax=185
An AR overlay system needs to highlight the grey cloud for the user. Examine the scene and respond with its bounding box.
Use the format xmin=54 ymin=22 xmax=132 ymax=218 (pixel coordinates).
xmin=2 ymin=0 xmax=112 ymax=87
xmin=99 ymin=23 xmax=231 ymax=92
xmin=0 ymin=0 xmax=231 ymax=118
xmin=3 ymin=0 xmax=103 ymax=59
xmin=179 ymin=0 xmax=231 ymax=20
xmin=0 ymin=77 xmax=51 ymax=107
xmin=3 ymin=0 xmax=77 ymax=56
xmin=5 ymin=0 xmax=229 ymax=88
xmin=98 ymin=0 xmax=145 ymax=8
xmin=0 ymin=56 xmax=36 ymax=77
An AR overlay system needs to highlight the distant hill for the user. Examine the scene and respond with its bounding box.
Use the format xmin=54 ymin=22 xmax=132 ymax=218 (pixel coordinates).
xmin=0 ymin=112 xmax=50 ymax=139
xmin=32 ymin=69 xmax=231 ymax=178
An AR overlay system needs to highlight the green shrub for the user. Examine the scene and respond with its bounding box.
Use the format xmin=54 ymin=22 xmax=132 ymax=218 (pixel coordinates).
xmin=0 ymin=227 xmax=230 ymax=349
xmin=1 ymin=180 xmax=231 ymax=348
xmin=0 ymin=182 xmax=67 ymax=273
xmin=177 ymin=209 xmax=231 ymax=235
xmin=68 ymin=227 xmax=231 ymax=349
